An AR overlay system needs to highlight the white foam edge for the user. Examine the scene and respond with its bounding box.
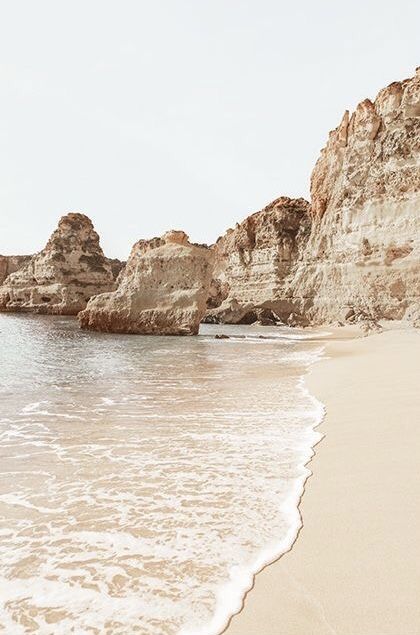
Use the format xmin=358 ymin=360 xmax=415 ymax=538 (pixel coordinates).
xmin=178 ymin=347 xmax=327 ymax=635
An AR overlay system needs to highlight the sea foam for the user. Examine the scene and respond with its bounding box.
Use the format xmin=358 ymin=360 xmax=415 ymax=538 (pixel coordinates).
xmin=0 ymin=315 xmax=325 ymax=635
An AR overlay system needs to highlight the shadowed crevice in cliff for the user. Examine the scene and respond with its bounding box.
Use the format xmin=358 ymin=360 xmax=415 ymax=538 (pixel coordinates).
xmin=205 ymin=197 xmax=311 ymax=326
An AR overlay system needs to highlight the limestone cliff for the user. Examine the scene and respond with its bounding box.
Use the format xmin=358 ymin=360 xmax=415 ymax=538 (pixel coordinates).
xmin=205 ymin=197 xmax=311 ymax=323
xmin=0 ymin=255 xmax=31 ymax=285
xmin=78 ymin=231 xmax=214 ymax=335
xmin=2 ymin=70 xmax=418 ymax=330
xmin=0 ymin=213 xmax=117 ymax=315
xmin=287 ymin=68 xmax=420 ymax=324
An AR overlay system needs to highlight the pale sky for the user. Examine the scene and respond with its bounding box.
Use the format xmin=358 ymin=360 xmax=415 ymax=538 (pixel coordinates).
xmin=1 ymin=0 xmax=419 ymax=259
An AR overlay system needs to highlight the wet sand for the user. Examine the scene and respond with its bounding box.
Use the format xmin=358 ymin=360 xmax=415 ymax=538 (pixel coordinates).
xmin=225 ymin=327 xmax=420 ymax=635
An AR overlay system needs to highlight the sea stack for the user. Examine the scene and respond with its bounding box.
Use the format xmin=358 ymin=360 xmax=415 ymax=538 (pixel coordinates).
xmin=287 ymin=68 xmax=420 ymax=325
xmin=205 ymin=197 xmax=311 ymax=324
xmin=78 ymin=230 xmax=214 ymax=335
xmin=0 ymin=213 xmax=118 ymax=315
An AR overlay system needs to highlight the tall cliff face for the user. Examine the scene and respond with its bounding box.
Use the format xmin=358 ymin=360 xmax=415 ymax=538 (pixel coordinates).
xmin=288 ymin=69 xmax=420 ymax=324
xmin=0 ymin=213 xmax=118 ymax=315
xmin=79 ymin=231 xmax=214 ymax=335
xmin=206 ymin=197 xmax=311 ymax=323
xmin=0 ymin=255 xmax=31 ymax=285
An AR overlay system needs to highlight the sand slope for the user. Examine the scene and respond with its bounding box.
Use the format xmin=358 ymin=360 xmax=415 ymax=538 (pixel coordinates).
xmin=225 ymin=328 xmax=420 ymax=635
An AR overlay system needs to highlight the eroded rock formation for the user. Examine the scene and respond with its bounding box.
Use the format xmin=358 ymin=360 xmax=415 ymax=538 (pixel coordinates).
xmin=0 ymin=255 xmax=31 ymax=285
xmin=205 ymin=197 xmax=311 ymax=323
xmin=78 ymin=231 xmax=214 ymax=335
xmin=2 ymin=70 xmax=419 ymax=331
xmin=0 ymin=213 xmax=118 ymax=315
xmin=287 ymin=68 xmax=420 ymax=324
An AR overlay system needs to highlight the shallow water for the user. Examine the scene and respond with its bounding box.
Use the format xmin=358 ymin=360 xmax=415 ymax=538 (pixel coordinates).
xmin=0 ymin=315 xmax=324 ymax=635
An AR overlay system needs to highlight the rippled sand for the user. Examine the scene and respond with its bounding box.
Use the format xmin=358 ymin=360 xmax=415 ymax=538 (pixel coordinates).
xmin=0 ymin=315 xmax=324 ymax=635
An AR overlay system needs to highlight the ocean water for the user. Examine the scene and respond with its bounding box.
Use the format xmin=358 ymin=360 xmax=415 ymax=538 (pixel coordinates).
xmin=0 ymin=315 xmax=325 ymax=635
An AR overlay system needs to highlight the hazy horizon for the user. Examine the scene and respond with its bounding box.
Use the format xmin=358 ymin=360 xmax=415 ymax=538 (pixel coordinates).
xmin=1 ymin=0 xmax=419 ymax=259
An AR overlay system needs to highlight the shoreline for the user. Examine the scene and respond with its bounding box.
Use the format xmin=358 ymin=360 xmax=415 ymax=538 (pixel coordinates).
xmin=180 ymin=325 xmax=331 ymax=635
xmin=193 ymin=325 xmax=358 ymax=635
xmin=0 ymin=316 xmax=335 ymax=635
xmin=223 ymin=325 xmax=420 ymax=635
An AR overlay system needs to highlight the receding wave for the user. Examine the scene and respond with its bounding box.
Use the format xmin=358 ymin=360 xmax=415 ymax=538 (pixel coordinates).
xmin=0 ymin=315 xmax=324 ymax=635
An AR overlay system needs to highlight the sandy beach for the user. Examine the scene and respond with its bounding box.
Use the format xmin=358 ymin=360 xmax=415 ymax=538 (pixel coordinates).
xmin=225 ymin=327 xmax=420 ymax=635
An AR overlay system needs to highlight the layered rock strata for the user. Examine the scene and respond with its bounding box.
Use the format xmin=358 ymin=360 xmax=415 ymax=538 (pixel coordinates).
xmin=0 ymin=255 xmax=31 ymax=285
xmin=287 ymin=68 xmax=420 ymax=324
xmin=79 ymin=231 xmax=214 ymax=335
xmin=0 ymin=213 xmax=117 ymax=315
xmin=205 ymin=197 xmax=311 ymax=323
xmin=2 ymin=70 xmax=418 ymax=331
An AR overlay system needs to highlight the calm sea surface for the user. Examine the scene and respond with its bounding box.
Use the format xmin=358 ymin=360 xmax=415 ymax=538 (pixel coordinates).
xmin=0 ymin=315 xmax=324 ymax=635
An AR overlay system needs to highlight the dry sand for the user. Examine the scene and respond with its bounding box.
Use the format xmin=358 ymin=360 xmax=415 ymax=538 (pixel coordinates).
xmin=225 ymin=327 xmax=420 ymax=635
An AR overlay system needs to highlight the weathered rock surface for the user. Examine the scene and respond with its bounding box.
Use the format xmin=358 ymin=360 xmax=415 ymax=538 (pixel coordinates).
xmin=0 ymin=213 xmax=117 ymax=315
xmin=3 ymin=71 xmax=418 ymax=331
xmin=78 ymin=231 xmax=214 ymax=335
xmin=107 ymin=258 xmax=126 ymax=281
xmin=0 ymin=255 xmax=31 ymax=285
xmin=205 ymin=197 xmax=311 ymax=323
xmin=287 ymin=68 xmax=420 ymax=324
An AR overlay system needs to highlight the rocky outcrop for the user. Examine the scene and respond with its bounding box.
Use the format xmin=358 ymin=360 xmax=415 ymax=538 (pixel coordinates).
xmin=2 ymin=71 xmax=418 ymax=331
xmin=287 ymin=68 xmax=420 ymax=324
xmin=0 ymin=213 xmax=117 ymax=315
xmin=0 ymin=255 xmax=31 ymax=285
xmin=205 ymin=197 xmax=311 ymax=323
xmin=79 ymin=231 xmax=214 ymax=335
